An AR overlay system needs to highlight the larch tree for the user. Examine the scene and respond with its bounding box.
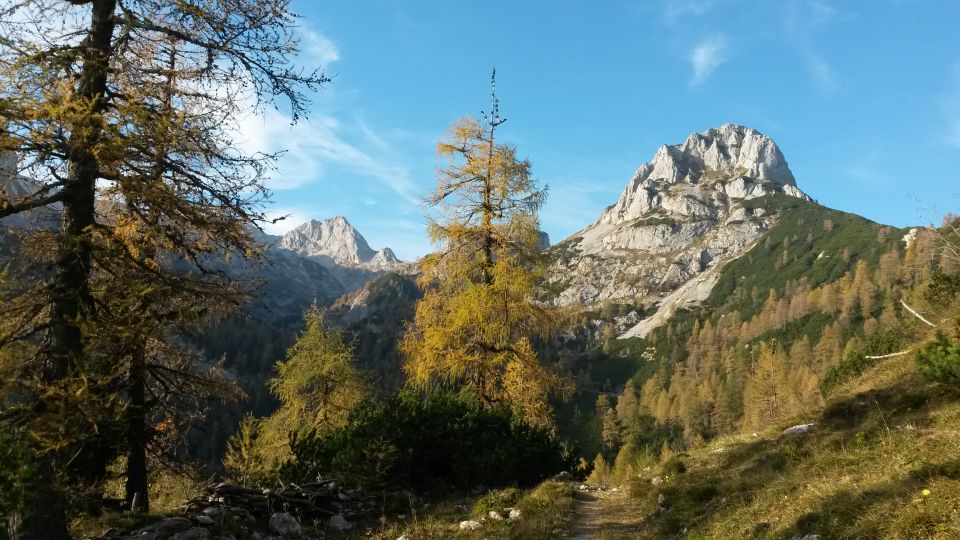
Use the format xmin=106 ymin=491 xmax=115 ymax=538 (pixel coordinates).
xmin=741 ymin=341 xmax=788 ymax=431
xmin=233 ymin=305 xmax=367 ymax=472
xmin=0 ymin=2 xmax=327 ymax=536
xmin=400 ymin=70 xmax=565 ymax=430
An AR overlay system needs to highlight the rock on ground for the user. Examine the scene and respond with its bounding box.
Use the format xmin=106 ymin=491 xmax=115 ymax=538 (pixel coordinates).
xmin=268 ymin=513 xmax=300 ymax=536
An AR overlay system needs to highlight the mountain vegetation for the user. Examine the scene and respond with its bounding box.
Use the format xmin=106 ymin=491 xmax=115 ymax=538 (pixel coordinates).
xmin=400 ymin=73 xmax=567 ymax=430
xmin=0 ymin=5 xmax=958 ymax=536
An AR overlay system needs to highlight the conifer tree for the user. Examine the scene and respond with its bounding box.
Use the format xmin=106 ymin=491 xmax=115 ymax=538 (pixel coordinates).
xmin=401 ymin=70 xmax=565 ymax=429
xmin=0 ymin=2 xmax=327 ymax=536
xmin=741 ymin=342 xmax=788 ymax=431
xmin=223 ymin=307 xmax=367 ymax=480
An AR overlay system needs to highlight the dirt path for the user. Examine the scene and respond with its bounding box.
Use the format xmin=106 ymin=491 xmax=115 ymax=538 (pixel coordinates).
xmin=568 ymin=490 xmax=602 ymax=539
xmin=567 ymin=486 xmax=645 ymax=539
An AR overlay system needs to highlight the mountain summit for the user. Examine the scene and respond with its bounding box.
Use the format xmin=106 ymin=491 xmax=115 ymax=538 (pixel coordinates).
xmin=278 ymin=216 xmax=393 ymax=268
xmin=545 ymin=124 xmax=810 ymax=326
xmin=599 ymin=124 xmax=805 ymax=226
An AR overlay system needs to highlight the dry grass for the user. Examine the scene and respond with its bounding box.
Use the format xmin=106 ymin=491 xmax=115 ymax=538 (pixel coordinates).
xmin=611 ymin=354 xmax=960 ymax=538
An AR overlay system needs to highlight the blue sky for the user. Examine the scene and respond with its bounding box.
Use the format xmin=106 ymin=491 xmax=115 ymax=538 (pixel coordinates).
xmin=246 ymin=0 xmax=960 ymax=260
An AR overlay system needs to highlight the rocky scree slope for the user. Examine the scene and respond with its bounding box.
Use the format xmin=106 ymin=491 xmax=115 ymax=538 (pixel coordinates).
xmin=544 ymin=124 xmax=810 ymax=332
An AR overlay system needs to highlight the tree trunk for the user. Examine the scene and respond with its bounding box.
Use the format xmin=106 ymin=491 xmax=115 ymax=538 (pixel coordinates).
xmin=44 ymin=0 xmax=116 ymax=380
xmin=125 ymin=345 xmax=149 ymax=513
xmin=24 ymin=2 xmax=117 ymax=539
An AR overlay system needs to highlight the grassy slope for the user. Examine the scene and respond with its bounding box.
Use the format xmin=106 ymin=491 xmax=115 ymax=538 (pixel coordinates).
xmin=600 ymin=354 xmax=960 ymax=539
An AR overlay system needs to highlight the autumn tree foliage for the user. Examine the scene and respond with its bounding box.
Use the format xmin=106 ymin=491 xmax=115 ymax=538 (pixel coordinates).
xmin=0 ymin=1 xmax=326 ymax=536
xmin=401 ymin=71 xmax=566 ymax=430
xmin=223 ymin=305 xmax=368 ymax=479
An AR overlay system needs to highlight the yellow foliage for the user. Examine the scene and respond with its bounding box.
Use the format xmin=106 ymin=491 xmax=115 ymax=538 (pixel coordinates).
xmin=402 ymin=109 xmax=566 ymax=430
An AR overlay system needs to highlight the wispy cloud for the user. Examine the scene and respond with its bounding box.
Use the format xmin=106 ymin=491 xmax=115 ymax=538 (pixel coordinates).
xmin=233 ymin=29 xmax=420 ymax=205
xmin=942 ymin=66 xmax=960 ymax=149
xmin=661 ymin=0 xmax=718 ymax=23
xmin=804 ymin=51 xmax=840 ymax=93
xmin=262 ymin=208 xmax=321 ymax=235
xmin=302 ymin=29 xmax=340 ymax=67
xmin=688 ymin=35 xmax=729 ymax=84
xmin=784 ymin=0 xmax=843 ymax=94
xmin=236 ymin=110 xmax=419 ymax=203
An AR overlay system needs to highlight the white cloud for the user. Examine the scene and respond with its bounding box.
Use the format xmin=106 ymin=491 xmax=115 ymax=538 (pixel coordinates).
xmin=689 ymin=35 xmax=729 ymax=84
xmin=236 ymin=108 xmax=420 ymax=203
xmin=662 ymin=0 xmax=718 ymax=23
xmin=231 ymin=25 xmax=420 ymax=205
xmin=804 ymin=51 xmax=840 ymax=94
xmin=262 ymin=208 xmax=316 ymax=235
xmin=784 ymin=0 xmax=843 ymax=94
xmin=302 ymin=30 xmax=340 ymax=67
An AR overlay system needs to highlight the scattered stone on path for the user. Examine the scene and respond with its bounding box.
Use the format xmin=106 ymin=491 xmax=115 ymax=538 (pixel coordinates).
xmin=508 ymin=508 xmax=521 ymax=520
xmin=328 ymin=514 xmax=354 ymax=531
xmin=488 ymin=510 xmax=504 ymax=521
xmin=170 ymin=527 xmax=210 ymax=540
xmin=194 ymin=515 xmax=215 ymax=526
xmin=268 ymin=513 xmax=300 ymax=536
xmin=459 ymin=520 xmax=482 ymax=531
xmin=782 ymin=423 xmax=815 ymax=435
xmin=156 ymin=517 xmax=193 ymax=537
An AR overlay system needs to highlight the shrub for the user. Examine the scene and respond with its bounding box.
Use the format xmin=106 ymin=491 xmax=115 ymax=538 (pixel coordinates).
xmin=471 ymin=487 xmax=521 ymax=518
xmin=916 ymin=333 xmax=960 ymax=384
xmin=820 ymin=329 xmax=903 ymax=395
xmin=611 ymin=443 xmax=655 ymax=485
xmin=279 ymin=391 xmax=572 ymax=491
xmin=662 ymin=455 xmax=687 ymax=475
xmin=586 ymin=453 xmax=610 ymax=485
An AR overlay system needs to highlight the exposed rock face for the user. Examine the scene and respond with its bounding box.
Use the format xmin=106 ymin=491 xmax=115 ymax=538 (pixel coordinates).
xmin=278 ymin=216 xmax=379 ymax=266
xmin=545 ymin=124 xmax=809 ymax=329
xmin=272 ymin=215 xmax=412 ymax=297
xmin=538 ymin=231 xmax=551 ymax=250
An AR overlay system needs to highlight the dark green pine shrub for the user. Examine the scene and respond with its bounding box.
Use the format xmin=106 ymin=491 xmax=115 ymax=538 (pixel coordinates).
xmin=820 ymin=329 xmax=903 ymax=395
xmin=916 ymin=332 xmax=960 ymax=384
xmin=279 ymin=390 xmax=574 ymax=491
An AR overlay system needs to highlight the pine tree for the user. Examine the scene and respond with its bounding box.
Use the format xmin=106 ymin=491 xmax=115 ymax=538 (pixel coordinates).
xmin=601 ymin=408 xmax=621 ymax=452
xmin=223 ymin=415 xmax=265 ymax=487
xmin=401 ymin=70 xmax=565 ymax=429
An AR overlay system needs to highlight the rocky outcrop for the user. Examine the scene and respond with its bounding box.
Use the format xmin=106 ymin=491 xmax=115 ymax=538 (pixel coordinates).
xmin=277 ymin=216 xmax=404 ymax=273
xmin=545 ymin=124 xmax=810 ymax=333
xmin=273 ymin=216 xmax=412 ymax=294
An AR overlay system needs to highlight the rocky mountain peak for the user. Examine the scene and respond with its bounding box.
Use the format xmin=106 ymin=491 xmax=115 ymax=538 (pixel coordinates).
xmin=646 ymin=124 xmax=796 ymax=187
xmin=598 ymin=124 xmax=805 ymax=226
xmin=546 ymin=124 xmax=811 ymax=313
xmin=278 ymin=216 xmax=377 ymax=266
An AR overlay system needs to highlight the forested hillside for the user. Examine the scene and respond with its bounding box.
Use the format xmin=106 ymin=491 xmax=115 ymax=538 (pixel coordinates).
xmin=1 ymin=2 xmax=959 ymax=538
xmin=557 ymin=196 xmax=946 ymax=461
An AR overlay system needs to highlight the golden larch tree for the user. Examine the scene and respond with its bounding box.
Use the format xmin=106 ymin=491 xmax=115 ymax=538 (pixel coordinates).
xmin=401 ymin=70 xmax=565 ymax=430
